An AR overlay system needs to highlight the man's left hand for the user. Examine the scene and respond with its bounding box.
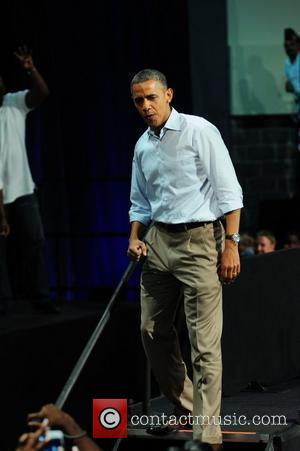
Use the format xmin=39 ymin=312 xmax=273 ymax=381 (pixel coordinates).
xmin=219 ymin=245 xmax=240 ymax=284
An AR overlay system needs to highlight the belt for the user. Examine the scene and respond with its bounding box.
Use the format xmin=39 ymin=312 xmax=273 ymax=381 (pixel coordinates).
xmin=155 ymin=221 xmax=213 ymax=233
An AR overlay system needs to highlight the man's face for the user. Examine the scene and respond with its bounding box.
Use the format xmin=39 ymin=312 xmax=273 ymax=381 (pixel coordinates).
xmin=256 ymin=236 xmax=275 ymax=254
xmin=131 ymin=80 xmax=173 ymax=131
xmin=0 ymin=76 xmax=6 ymax=105
xmin=284 ymin=39 xmax=299 ymax=60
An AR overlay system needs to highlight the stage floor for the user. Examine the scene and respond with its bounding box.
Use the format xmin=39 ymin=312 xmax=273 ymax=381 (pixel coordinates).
xmin=127 ymin=380 xmax=300 ymax=449
xmin=1 ymin=300 xmax=300 ymax=450
xmin=0 ymin=298 xmax=104 ymax=334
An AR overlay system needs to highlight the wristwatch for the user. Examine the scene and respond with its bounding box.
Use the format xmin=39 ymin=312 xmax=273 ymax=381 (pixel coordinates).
xmin=225 ymin=233 xmax=240 ymax=245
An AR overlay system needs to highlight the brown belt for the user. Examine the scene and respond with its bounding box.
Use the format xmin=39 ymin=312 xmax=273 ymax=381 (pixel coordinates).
xmin=155 ymin=221 xmax=213 ymax=233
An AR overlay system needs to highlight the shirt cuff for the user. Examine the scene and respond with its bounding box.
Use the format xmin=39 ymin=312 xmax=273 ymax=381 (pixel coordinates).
xmin=129 ymin=212 xmax=151 ymax=226
xmin=219 ymin=200 xmax=244 ymax=216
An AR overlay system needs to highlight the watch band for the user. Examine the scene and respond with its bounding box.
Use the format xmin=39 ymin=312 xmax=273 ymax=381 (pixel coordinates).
xmin=225 ymin=233 xmax=240 ymax=244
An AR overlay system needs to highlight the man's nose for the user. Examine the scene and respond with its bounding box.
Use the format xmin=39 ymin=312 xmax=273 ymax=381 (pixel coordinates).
xmin=142 ymin=99 xmax=151 ymax=111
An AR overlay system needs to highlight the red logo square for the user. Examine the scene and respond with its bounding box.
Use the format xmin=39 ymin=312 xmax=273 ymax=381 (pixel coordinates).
xmin=93 ymin=399 xmax=127 ymax=438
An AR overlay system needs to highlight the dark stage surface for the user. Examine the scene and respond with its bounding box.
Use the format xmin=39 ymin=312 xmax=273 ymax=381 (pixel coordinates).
xmin=0 ymin=300 xmax=146 ymax=451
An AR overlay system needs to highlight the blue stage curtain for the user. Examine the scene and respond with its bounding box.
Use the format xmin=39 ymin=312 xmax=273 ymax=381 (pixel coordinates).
xmin=2 ymin=0 xmax=192 ymax=300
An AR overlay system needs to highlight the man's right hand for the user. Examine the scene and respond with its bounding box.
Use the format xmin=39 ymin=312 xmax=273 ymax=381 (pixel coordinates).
xmin=0 ymin=213 xmax=9 ymax=237
xmin=127 ymin=238 xmax=147 ymax=262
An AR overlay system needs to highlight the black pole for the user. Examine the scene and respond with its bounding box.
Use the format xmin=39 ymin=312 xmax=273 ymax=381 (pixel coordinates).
xmin=55 ymin=259 xmax=138 ymax=409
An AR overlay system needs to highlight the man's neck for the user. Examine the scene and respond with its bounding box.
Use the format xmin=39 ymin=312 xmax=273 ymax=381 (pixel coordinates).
xmin=152 ymin=124 xmax=164 ymax=137
xmin=151 ymin=107 xmax=172 ymax=137
xmin=288 ymin=50 xmax=300 ymax=63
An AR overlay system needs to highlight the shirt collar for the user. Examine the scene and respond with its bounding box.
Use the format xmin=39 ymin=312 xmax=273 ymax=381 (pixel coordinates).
xmin=147 ymin=107 xmax=181 ymax=137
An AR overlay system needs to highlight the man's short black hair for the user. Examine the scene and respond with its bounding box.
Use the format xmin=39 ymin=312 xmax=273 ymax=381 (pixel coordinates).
xmin=131 ymin=69 xmax=168 ymax=92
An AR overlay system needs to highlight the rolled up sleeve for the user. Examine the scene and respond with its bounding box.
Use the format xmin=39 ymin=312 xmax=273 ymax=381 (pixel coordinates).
xmin=0 ymin=153 xmax=3 ymax=191
xmin=129 ymin=155 xmax=152 ymax=225
xmin=197 ymin=123 xmax=243 ymax=214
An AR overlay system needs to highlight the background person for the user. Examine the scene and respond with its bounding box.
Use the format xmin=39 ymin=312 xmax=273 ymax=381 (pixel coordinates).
xmin=28 ymin=404 xmax=102 ymax=451
xmin=282 ymin=232 xmax=300 ymax=249
xmin=15 ymin=420 xmax=49 ymax=451
xmin=0 ymin=46 xmax=59 ymax=315
xmin=239 ymin=232 xmax=255 ymax=257
xmin=284 ymin=28 xmax=300 ymax=120
xmin=256 ymin=230 xmax=276 ymax=254
xmin=284 ymin=27 xmax=300 ymax=162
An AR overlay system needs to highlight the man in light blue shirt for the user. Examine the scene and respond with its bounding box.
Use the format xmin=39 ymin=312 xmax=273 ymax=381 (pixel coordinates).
xmin=284 ymin=28 xmax=300 ymax=107
xmin=284 ymin=28 xmax=300 ymax=153
xmin=127 ymin=69 xmax=243 ymax=449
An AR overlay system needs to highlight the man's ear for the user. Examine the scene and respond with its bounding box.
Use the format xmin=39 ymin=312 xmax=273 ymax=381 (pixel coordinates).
xmin=166 ymin=88 xmax=173 ymax=103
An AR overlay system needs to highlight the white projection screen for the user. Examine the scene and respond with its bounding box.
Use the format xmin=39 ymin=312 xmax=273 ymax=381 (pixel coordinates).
xmin=227 ymin=0 xmax=300 ymax=115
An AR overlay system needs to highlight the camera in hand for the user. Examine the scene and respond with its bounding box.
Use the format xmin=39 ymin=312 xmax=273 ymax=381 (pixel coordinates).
xmin=38 ymin=429 xmax=64 ymax=451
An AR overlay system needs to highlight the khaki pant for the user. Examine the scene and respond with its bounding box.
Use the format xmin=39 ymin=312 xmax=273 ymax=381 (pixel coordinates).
xmin=140 ymin=221 xmax=224 ymax=444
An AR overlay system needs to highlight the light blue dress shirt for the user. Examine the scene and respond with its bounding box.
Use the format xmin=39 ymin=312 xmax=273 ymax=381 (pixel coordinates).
xmin=285 ymin=53 xmax=300 ymax=97
xmin=129 ymin=108 xmax=243 ymax=225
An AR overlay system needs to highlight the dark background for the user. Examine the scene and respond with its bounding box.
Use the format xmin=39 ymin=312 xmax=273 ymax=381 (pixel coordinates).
xmin=0 ymin=0 xmax=229 ymax=301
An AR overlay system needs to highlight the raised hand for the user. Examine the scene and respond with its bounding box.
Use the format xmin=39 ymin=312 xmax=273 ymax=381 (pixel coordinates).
xmin=14 ymin=45 xmax=35 ymax=71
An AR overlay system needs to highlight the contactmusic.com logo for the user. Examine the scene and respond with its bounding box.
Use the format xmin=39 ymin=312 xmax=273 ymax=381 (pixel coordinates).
xmin=93 ymin=399 xmax=128 ymax=438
